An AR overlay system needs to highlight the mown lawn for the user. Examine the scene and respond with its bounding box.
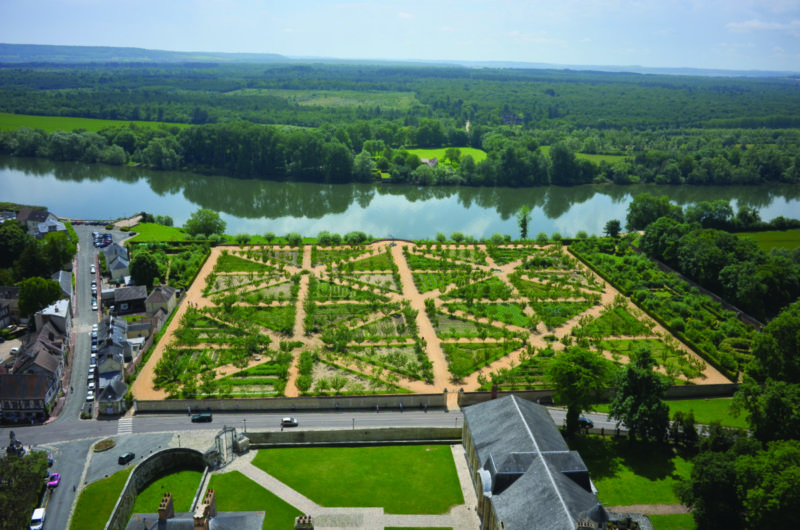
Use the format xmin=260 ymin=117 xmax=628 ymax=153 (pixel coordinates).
xmin=404 ymin=147 xmax=488 ymax=164
xmin=736 ymin=228 xmax=800 ymax=252
xmin=128 ymin=222 xmax=188 ymax=242
xmin=251 ymin=445 xmax=463 ymax=514
xmin=594 ymin=398 xmax=746 ymax=429
xmin=130 ymin=470 xmax=202 ymax=515
xmin=0 ymin=111 xmax=188 ymax=133
xmin=540 ymin=145 xmax=629 ymax=166
xmin=568 ymin=437 xmax=692 ymax=506
xmin=650 ymin=513 xmax=696 ymax=530
xmin=208 ymin=470 xmax=303 ymax=530
xmin=70 ymin=467 xmax=132 ymax=530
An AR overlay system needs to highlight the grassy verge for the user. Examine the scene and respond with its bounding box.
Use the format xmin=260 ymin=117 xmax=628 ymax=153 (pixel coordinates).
xmin=251 ymin=445 xmax=463 ymax=514
xmin=594 ymin=398 xmax=746 ymax=429
xmin=568 ymin=437 xmax=691 ymax=506
xmin=650 ymin=513 xmax=696 ymax=530
xmin=208 ymin=470 xmax=303 ymax=530
xmin=0 ymin=111 xmax=188 ymax=133
xmin=69 ymin=467 xmax=133 ymax=530
xmin=130 ymin=470 xmax=202 ymax=515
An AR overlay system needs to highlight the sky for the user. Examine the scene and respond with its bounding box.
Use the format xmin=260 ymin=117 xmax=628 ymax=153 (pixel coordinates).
xmin=1 ymin=0 xmax=799 ymax=72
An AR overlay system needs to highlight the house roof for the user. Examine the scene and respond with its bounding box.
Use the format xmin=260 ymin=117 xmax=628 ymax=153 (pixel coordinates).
xmin=0 ymin=374 xmax=53 ymax=399
xmin=146 ymin=285 xmax=177 ymax=304
xmin=37 ymin=219 xmax=66 ymax=234
xmin=109 ymin=256 xmax=130 ymax=271
xmin=17 ymin=207 xmax=50 ymax=223
xmin=99 ymin=376 xmax=128 ymax=403
xmin=104 ymin=243 xmax=128 ymax=260
xmin=115 ymin=285 xmax=147 ymax=303
xmin=125 ymin=511 xmax=265 ymax=530
xmin=0 ymin=286 xmax=19 ymax=300
xmin=51 ymin=270 xmax=73 ymax=298
xmin=41 ymin=299 xmax=70 ymax=319
xmin=463 ymin=395 xmax=601 ymax=530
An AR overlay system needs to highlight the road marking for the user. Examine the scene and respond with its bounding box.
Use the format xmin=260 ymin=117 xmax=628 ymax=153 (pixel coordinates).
xmin=117 ymin=418 xmax=133 ymax=435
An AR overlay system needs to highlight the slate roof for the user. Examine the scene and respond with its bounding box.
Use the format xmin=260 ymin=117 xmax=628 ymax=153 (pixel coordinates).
xmin=17 ymin=208 xmax=50 ymax=223
xmin=99 ymin=376 xmax=128 ymax=403
xmin=0 ymin=374 xmax=52 ymax=399
xmin=51 ymin=270 xmax=73 ymax=298
xmin=125 ymin=512 xmax=265 ymax=530
xmin=109 ymin=255 xmax=130 ymax=271
xmin=115 ymin=285 xmax=147 ymax=303
xmin=463 ymin=395 xmax=601 ymax=530
xmin=146 ymin=285 xmax=177 ymax=304
xmin=104 ymin=243 xmax=128 ymax=261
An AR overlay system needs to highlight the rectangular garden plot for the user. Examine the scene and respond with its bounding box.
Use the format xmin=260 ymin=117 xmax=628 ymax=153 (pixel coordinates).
xmin=430 ymin=312 xmax=511 ymax=340
xmin=441 ymin=276 xmax=513 ymax=301
xmin=530 ymin=300 xmax=596 ymax=328
xmin=598 ymin=338 xmax=707 ymax=382
xmin=444 ymin=301 xmax=535 ymax=328
xmin=311 ymin=247 xmax=365 ymax=267
xmin=351 ymin=313 xmax=412 ymax=341
xmin=214 ymin=253 xmax=277 ymax=273
xmin=574 ymin=305 xmax=653 ymax=338
xmin=346 ymin=345 xmax=428 ymax=382
xmin=443 ymin=339 xmax=524 ymax=379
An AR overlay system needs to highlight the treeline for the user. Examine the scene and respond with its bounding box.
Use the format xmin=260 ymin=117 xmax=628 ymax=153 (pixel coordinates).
xmin=628 ymin=193 xmax=800 ymax=320
xmin=1 ymin=119 xmax=798 ymax=187
xmin=3 ymin=62 xmax=800 ymax=130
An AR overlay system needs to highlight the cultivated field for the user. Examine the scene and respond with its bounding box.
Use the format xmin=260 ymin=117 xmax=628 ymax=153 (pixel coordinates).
xmin=0 ymin=112 xmax=188 ymax=133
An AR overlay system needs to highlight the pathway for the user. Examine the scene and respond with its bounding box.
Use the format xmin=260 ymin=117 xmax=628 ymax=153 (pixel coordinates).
xmin=218 ymin=444 xmax=480 ymax=529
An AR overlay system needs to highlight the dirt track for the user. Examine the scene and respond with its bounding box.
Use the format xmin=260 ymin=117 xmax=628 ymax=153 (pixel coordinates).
xmin=131 ymin=241 xmax=729 ymax=401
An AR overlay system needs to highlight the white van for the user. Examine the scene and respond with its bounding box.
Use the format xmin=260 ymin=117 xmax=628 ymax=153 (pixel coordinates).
xmin=30 ymin=507 xmax=45 ymax=530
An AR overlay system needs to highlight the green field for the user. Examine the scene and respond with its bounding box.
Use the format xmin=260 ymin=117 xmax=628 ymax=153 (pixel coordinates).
xmin=0 ymin=112 xmax=188 ymax=134
xmin=128 ymin=222 xmax=188 ymax=242
xmin=650 ymin=513 xmax=697 ymax=530
xmin=208 ymin=471 xmax=303 ymax=530
xmin=540 ymin=145 xmax=629 ymax=166
xmin=404 ymin=147 xmax=488 ymax=164
xmin=736 ymin=228 xmax=800 ymax=252
xmin=251 ymin=445 xmax=463 ymax=514
xmin=594 ymin=398 xmax=746 ymax=429
xmin=224 ymin=88 xmax=420 ymax=110
xmin=130 ymin=470 xmax=202 ymax=515
xmin=70 ymin=467 xmax=133 ymax=530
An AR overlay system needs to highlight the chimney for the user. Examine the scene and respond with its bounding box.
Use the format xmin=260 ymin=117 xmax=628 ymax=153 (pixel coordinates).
xmin=204 ymin=489 xmax=217 ymax=518
xmin=193 ymin=503 xmax=210 ymax=530
xmin=158 ymin=493 xmax=174 ymax=521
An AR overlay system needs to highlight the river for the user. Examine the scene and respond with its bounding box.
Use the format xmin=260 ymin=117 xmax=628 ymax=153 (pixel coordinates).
xmin=1 ymin=155 xmax=799 ymax=239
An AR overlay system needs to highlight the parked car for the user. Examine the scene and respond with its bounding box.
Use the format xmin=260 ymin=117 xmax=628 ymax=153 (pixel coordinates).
xmin=47 ymin=473 xmax=60 ymax=488
xmin=92 ymin=301 xmax=98 ymax=311
xmin=578 ymin=416 xmax=594 ymax=429
xmin=89 ymin=357 xmax=97 ymax=367
xmin=86 ymin=391 xmax=94 ymax=401
xmin=118 ymin=452 xmax=135 ymax=465
xmin=88 ymin=381 xmax=96 ymax=391
xmin=10 ymin=347 xmax=19 ymax=355
xmin=30 ymin=508 xmax=45 ymax=530
xmin=280 ymin=417 xmax=298 ymax=427
xmin=191 ymin=413 xmax=213 ymax=423
xmin=90 ymin=265 xmax=96 ymax=274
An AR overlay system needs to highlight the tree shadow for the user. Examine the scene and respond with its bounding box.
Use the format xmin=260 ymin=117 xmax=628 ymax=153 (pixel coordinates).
xmin=567 ymin=435 xmax=679 ymax=481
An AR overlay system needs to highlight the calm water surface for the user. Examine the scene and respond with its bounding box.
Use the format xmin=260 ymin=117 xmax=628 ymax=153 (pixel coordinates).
xmin=1 ymin=156 xmax=799 ymax=239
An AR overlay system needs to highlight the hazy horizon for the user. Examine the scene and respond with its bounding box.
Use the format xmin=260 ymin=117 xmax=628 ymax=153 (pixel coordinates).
xmin=1 ymin=1 xmax=799 ymax=72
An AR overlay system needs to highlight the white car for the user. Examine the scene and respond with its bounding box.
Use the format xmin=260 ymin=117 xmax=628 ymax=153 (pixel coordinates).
xmin=92 ymin=301 xmax=98 ymax=311
xmin=280 ymin=417 xmax=299 ymax=427
xmin=88 ymin=381 xmax=96 ymax=391
xmin=90 ymin=265 xmax=96 ymax=274
xmin=86 ymin=391 xmax=94 ymax=401
xmin=30 ymin=507 xmax=45 ymax=530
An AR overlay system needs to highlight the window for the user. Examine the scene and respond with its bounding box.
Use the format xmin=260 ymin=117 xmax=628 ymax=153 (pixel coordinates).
xmin=120 ymin=303 xmax=129 ymax=311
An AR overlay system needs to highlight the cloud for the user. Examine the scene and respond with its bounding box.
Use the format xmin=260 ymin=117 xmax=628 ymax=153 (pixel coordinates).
xmin=726 ymin=18 xmax=800 ymax=34
xmin=397 ymin=11 xmax=413 ymax=20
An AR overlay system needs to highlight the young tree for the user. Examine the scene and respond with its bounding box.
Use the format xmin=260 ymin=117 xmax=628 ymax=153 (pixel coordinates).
xmin=130 ymin=251 xmax=162 ymax=289
xmin=603 ymin=219 xmax=622 ymax=238
xmin=609 ymin=348 xmax=670 ymax=441
xmin=547 ymin=347 xmax=614 ymax=436
xmin=184 ymin=208 xmax=226 ymax=237
xmin=516 ymin=206 xmax=531 ymax=240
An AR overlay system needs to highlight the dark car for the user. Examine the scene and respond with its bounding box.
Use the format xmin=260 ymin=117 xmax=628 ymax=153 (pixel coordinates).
xmin=191 ymin=413 xmax=213 ymax=423
xmin=578 ymin=416 xmax=594 ymax=429
xmin=118 ymin=452 xmax=135 ymax=465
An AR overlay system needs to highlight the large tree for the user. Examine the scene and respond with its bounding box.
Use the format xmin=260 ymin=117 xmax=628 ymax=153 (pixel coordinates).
xmin=130 ymin=251 xmax=162 ymax=289
xmin=609 ymin=348 xmax=670 ymax=441
xmin=184 ymin=208 xmax=226 ymax=237
xmin=18 ymin=276 xmax=61 ymax=317
xmin=547 ymin=347 xmax=614 ymax=436
xmin=749 ymin=299 xmax=800 ymax=383
xmin=0 ymin=450 xmax=49 ymax=530
xmin=625 ymin=193 xmax=683 ymax=231
xmin=733 ymin=379 xmax=800 ymax=443
xmin=0 ymin=220 xmax=31 ymax=269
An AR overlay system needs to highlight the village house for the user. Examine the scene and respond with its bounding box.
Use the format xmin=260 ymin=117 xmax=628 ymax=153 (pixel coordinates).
xmin=0 ymin=374 xmax=59 ymax=423
xmin=16 ymin=207 xmax=56 ymax=235
xmin=146 ymin=284 xmax=178 ymax=317
xmin=114 ymin=285 xmax=147 ymax=315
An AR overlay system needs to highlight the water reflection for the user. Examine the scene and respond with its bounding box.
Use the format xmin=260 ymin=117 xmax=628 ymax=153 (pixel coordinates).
xmin=1 ymin=155 xmax=798 ymax=238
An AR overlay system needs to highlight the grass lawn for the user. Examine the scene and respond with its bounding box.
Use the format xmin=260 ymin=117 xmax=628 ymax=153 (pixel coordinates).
xmin=0 ymin=111 xmax=188 ymax=133
xmin=594 ymin=398 xmax=746 ymax=429
xmin=130 ymin=470 xmax=202 ymax=515
xmin=70 ymin=467 xmax=133 ymax=530
xmin=208 ymin=470 xmax=303 ymax=530
xmin=404 ymin=147 xmax=488 ymax=164
xmin=128 ymin=222 xmax=187 ymax=242
xmin=540 ymin=145 xmax=629 ymax=166
xmin=736 ymin=228 xmax=800 ymax=252
xmin=251 ymin=445 xmax=463 ymax=514
xmin=649 ymin=513 xmax=696 ymax=530
xmin=568 ymin=437 xmax=692 ymax=506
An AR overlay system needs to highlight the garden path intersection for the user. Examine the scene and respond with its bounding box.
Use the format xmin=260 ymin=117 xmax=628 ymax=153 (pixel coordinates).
xmin=131 ymin=240 xmax=727 ymax=401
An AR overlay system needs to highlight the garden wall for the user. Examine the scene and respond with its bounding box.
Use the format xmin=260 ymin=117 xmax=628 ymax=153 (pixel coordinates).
xmin=458 ymin=384 xmax=738 ymax=408
xmin=247 ymin=426 xmax=462 ymax=448
xmin=104 ymin=448 xmax=206 ymax=530
xmin=134 ymin=393 xmax=446 ymax=414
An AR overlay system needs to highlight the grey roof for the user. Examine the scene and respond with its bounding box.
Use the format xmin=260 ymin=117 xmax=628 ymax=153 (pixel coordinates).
xmin=109 ymin=255 xmax=130 ymax=271
xmin=0 ymin=286 xmax=20 ymax=300
xmin=0 ymin=374 xmax=53 ymax=399
xmin=51 ymin=270 xmax=73 ymax=298
xmin=115 ymin=285 xmax=147 ymax=303
xmin=126 ymin=512 xmax=265 ymax=530
xmin=463 ymin=395 xmax=601 ymax=530
xmin=17 ymin=208 xmax=49 ymax=223
xmin=99 ymin=376 xmax=127 ymax=402
xmin=104 ymin=243 xmax=128 ymax=260
xmin=146 ymin=284 xmax=177 ymax=304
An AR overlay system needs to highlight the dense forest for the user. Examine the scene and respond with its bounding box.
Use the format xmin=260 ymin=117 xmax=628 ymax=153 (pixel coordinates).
xmin=1 ymin=52 xmax=799 ymax=186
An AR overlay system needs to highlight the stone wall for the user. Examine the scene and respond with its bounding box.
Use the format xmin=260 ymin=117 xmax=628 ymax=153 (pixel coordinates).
xmin=247 ymin=427 xmax=462 ymax=448
xmin=135 ymin=393 xmax=445 ymax=414
xmin=104 ymin=448 xmax=206 ymax=530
